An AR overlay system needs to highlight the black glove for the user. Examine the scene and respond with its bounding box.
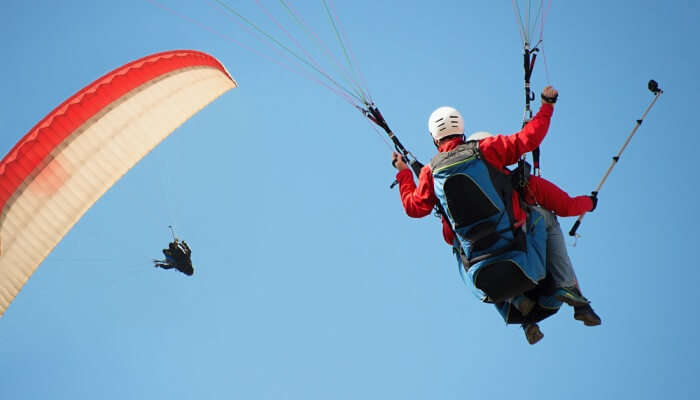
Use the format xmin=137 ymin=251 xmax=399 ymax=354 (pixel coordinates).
xmin=541 ymin=93 xmax=558 ymax=104
xmin=589 ymin=191 xmax=598 ymax=212
xmin=391 ymin=153 xmax=404 ymax=169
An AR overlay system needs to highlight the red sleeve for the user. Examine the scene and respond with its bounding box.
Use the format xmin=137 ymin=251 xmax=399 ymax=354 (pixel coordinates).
xmin=441 ymin=215 xmax=455 ymax=246
xmin=395 ymin=165 xmax=438 ymax=218
xmin=527 ymin=175 xmax=594 ymax=216
xmin=480 ymin=103 xmax=553 ymax=169
xmin=396 ymin=167 xmax=454 ymax=246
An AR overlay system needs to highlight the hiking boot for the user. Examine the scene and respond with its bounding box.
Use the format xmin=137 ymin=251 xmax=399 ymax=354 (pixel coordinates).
xmin=522 ymin=323 xmax=544 ymax=345
xmin=555 ymin=286 xmax=590 ymax=307
xmin=574 ymin=304 xmax=602 ymax=326
xmin=512 ymin=295 xmax=536 ymax=317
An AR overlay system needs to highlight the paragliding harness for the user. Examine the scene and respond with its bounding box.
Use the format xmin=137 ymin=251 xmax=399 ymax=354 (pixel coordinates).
xmin=430 ymin=141 xmax=546 ymax=303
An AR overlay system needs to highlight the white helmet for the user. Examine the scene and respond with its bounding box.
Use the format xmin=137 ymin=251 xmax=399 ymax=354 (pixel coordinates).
xmin=428 ymin=106 xmax=465 ymax=141
xmin=466 ymin=131 xmax=493 ymax=141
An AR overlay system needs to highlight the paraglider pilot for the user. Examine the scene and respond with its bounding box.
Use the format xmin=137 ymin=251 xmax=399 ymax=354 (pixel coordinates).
xmin=153 ymin=239 xmax=194 ymax=276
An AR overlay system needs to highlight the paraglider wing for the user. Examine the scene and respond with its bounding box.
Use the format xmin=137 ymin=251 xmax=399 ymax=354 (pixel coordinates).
xmin=0 ymin=50 xmax=237 ymax=318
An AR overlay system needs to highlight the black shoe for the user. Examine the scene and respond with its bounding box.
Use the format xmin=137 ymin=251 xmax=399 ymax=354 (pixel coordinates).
xmin=522 ymin=323 xmax=544 ymax=345
xmin=574 ymin=304 xmax=602 ymax=326
xmin=555 ymin=286 xmax=590 ymax=307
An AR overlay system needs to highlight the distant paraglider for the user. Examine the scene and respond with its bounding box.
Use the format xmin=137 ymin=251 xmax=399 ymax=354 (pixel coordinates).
xmin=154 ymin=240 xmax=194 ymax=276
xmin=153 ymin=226 xmax=194 ymax=276
xmin=0 ymin=50 xmax=237 ymax=318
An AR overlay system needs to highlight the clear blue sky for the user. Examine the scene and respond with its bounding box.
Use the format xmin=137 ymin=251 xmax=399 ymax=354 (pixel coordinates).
xmin=1 ymin=1 xmax=698 ymax=399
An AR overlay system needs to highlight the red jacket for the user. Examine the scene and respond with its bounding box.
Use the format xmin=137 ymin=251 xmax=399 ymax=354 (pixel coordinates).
xmin=395 ymin=103 xmax=592 ymax=245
